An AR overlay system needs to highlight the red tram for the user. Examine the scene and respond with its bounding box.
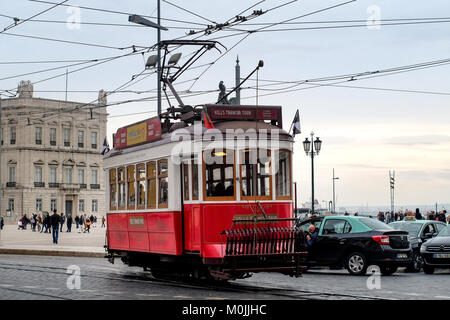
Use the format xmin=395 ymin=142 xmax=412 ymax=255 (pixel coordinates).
xmin=104 ymin=103 xmax=307 ymax=280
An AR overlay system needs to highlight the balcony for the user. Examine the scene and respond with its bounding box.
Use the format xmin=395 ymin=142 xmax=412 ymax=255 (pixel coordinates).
xmin=10 ymin=140 xmax=15 ymax=145
xmin=90 ymin=184 xmax=100 ymax=189
xmin=78 ymin=143 xmax=84 ymax=148
xmin=60 ymin=183 xmax=80 ymax=191
xmin=50 ymin=141 xmax=56 ymax=146
xmin=6 ymin=182 xmax=16 ymax=187
xmin=49 ymin=183 xmax=60 ymax=188
xmin=91 ymin=144 xmax=97 ymax=149
xmin=34 ymin=182 xmax=45 ymax=187
xmin=79 ymin=184 xmax=87 ymax=189
xmin=35 ymin=140 xmax=42 ymax=145
xmin=64 ymin=142 xmax=70 ymax=147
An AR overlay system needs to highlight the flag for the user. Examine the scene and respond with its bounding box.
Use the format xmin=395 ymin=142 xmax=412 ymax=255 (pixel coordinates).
xmin=101 ymin=137 xmax=110 ymax=155
xmin=203 ymin=106 xmax=215 ymax=129
xmin=291 ymin=109 xmax=301 ymax=136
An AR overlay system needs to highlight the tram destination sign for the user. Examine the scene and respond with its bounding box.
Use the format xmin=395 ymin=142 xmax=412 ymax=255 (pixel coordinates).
xmin=113 ymin=116 xmax=162 ymax=150
xmin=205 ymin=104 xmax=282 ymax=128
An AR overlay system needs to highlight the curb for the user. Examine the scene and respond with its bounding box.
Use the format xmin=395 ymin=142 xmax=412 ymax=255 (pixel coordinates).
xmin=0 ymin=248 xmax=105 ymax=258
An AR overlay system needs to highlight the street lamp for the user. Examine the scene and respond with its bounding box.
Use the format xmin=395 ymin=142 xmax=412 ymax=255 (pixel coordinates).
xmin=303 ymin=131 xmax=322 ymax=215
xmin=128 ymin=8 xmax=168 ymax=116
xmin=333 ymin=168 xmax=339 ymax=214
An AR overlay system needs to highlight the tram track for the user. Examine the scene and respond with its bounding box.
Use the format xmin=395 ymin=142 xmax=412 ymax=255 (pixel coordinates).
xmin=0 ymin=260 xmax=385 ymax=300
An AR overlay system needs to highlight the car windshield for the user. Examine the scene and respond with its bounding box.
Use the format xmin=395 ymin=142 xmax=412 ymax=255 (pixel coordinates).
xmin=359 ymin=217 xmax=393 ymax=230
xmin=437 ymin=225 xmax=450 ymax=237
xmin=390 ymin=223 xmax=422 ymax=236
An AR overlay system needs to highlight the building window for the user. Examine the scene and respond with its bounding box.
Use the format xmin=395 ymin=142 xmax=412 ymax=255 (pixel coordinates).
xmin=158 ymin=159 xmax=168 ymax=208
xmin=240 ymin=149 xmax=272 ymax=200
xmin=192 ymin=160 xmax=199 ymax=200
xmin=8 ymin=198 xmax=14 ymax=211
xmin=127 ymin=165 xmax=135 ymax=209
xmin=35 ymin=127 xmax=42 ymax=145
xmin=204 ymin=150 xmax=235 ymax=200
xmin=36 ymin=198 xmax=42 ymax=211
xmin=79 ymin=199 xmax=85 ymax=212
xmin=50 ymin=128 xmax=56 ymax=146
xmin=49 ymin=167 xmax=57 ymax=183
xmin=109 ymin=169 xmax=117 ymax=210
xmin=35 ymin=167 xmax=42 ymax=183
xmin=146 ymin=161 xmax=156 ymax=209
xmin=78 ymin=130 xmax=84 ymax=148
xmin=92 ymin=200 xmax=98 ymax=213
xmin=10 ymin=127 xmax=16 ymax=144
xmin=8 ymin=166 xmax=15 ymax=183
xmin=118 ymin=167 xmax=125 ymax=209
xmin=50 ymin=199 xmax=57 ymax=212
xmin=136 ymin=164 xmax=146 ymax=209
xmin=65 ymin=168 xmax=72 ymax=183
xmin=64 ymin=128 xmax=71 ymax=147
xmin=34 ymin=167 xmax=44 ymax=187
xmin=91 ymin=132 xmax=97 ymax=149
xmin=78 ymin=169 xmax=84 ymax=184
xmin=275 ymin=150 xmax=292 ymax=199
xmin=91 ymin=169 xmax=98 ymax=184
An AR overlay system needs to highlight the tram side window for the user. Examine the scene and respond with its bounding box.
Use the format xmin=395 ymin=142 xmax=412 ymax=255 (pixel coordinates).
xmin=137 ymin=164 xmax=146 ymax=208
xmin=276 ymin=150 xmax=291 ymax=199
xmin=183 ymin=163 xmax=189 ymax=201
xmin=240 ymin=149 xmax=272 ymax=199
xmin=147 ymin=161 xmax=157 ymax=209
xmin=192 ymin=160 xmax=199 ymax=200
xmin=204 ymin=150 xmax=235 ymax=199
xmin=158 ymin=159 xmax=169 ymax=208
xmin=118 ymin=167 xmax=126 ymax=209
xmin=109 ymin=168 xmax=117 ymax=210
xmin=127 ymin=165 xmax=136 ymax=209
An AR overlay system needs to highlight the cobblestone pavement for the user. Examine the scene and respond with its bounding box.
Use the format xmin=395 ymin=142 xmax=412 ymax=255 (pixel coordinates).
xmin=0 ymin=254 xmax=449 ymax=300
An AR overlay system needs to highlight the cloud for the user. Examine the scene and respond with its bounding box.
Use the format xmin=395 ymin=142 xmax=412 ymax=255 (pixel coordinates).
xmin=382 ymin=135 xmax=450 ymax=146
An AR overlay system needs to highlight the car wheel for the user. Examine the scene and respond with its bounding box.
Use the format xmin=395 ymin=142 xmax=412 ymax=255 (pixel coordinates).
xmin=423 ymin=264 xmax=435 ymax=274
xmin=345 ymin=252 xmax=368 ymax=276
xmin=380 ymin=265 xmax=398 ymax=275
xmin=405 ymin=251 xmax=422 ymax=273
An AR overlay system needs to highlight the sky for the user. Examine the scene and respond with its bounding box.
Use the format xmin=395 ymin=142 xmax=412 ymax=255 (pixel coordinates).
xmin=1 ymin=0 xmax=449 ymax=209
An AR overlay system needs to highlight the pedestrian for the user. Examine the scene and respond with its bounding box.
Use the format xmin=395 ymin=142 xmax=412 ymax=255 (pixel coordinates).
xmin=90 ymin=214 xmax=94 ymax=225
xmin=101 ymin=216 xmax=106 ymax=228
xmin=438 ymin=211 xmax=446 ymax=223
xmin=60 ymin=214 xmax=65 ymax=232
xmin=84 ymin=219 xmax=91 ymax=233
xmin=415 ymin=208 xmax=423 ymax=220
xmin=428 ymin=211 xmax=435 ymax=221
xmin=0 ymin=216 xmax=4 ymax=230
xmin=75 ymin=215 xmax=79 ymax=229
xmin=66 ymin=214 xmax=73 ymax=232
xmin=50 ymin=209 xmax=61 ymax=244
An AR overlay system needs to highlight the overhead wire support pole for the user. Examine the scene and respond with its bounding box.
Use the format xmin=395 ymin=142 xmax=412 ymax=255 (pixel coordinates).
xmin=157 ymin=0 xmax=162 ymax=116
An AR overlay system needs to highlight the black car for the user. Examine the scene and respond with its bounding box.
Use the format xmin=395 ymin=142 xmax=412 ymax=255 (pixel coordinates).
xmin=297 ymin=216 xmax=412 ymax=275
xmin=390 ymin=219 xmax=447 ymax=272
xmin=420 ymin=224 xmax=450 ymax=274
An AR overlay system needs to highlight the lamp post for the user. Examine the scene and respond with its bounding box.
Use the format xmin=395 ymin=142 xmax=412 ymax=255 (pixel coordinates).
xmin=333 ymin=168 xmax=339 ymax=214
xmin=303 ymin=132 xmax=322 ymax=215
xmin=128 ymin=7 xmax=168 ymax=116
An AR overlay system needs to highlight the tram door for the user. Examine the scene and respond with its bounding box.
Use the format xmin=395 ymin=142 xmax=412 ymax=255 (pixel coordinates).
xmin=182 ymin=160 xmax=201 ymax=252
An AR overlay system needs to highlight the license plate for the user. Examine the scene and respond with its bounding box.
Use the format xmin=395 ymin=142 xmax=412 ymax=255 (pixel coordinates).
xmin=397 ymin=253 xmax=408 ymax=259
xmin=432 ymin=253 xmax=450 ymax=258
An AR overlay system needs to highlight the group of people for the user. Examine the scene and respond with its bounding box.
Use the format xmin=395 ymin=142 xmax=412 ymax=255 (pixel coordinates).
xmin=377 ymin=208 xmax=449 ymax=224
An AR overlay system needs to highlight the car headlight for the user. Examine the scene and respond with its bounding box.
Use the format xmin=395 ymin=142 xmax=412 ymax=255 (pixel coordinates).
xmin=420 ymin=245 xmax=427 ymax=252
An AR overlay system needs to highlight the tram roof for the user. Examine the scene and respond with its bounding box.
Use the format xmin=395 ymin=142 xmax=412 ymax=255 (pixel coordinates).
xmin=105 ymin=120 xmax=293 ymax=158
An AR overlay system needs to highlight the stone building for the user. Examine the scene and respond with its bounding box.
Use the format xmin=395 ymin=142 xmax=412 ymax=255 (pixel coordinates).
xmin=0 ymin=80 xmax=107 ymax=222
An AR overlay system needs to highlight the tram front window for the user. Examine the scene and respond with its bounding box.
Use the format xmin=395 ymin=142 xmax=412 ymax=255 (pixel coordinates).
xmin=118 ymin=167 xmax=125 ymax=209
xmin=240 ymin=149 xmax=271 ymax=199
xmin=275 ymin=150 xmax=291 ymax=199
xmin=204 ymin=150 xmax=235 ymax=199
xmin=158 ymin=159 xmax=168 ymax=208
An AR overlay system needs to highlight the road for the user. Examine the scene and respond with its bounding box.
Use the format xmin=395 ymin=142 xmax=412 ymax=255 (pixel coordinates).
xmin=0 ymin=254 xmax=449 ymax=300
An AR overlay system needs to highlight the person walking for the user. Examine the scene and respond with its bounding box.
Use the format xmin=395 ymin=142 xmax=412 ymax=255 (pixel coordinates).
xmin=66 ymin=214 xmax=73 ymax=233
xmin=50 ymin=209 xmax=61 ymax=244
xmin=75 ymin=215 xmax=79 ymax=229
xmin=0 ymin=216 xmax=4 ymax=230
xmin=415 ymin=208 xmax=423 ymax=220
xmin=84 ymin=219 xmax=91 ymax=233
xmin=101 ymin=216 xmax=106 ymax=228
xmin=60 ymin=214 xmax=65 ymax=232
